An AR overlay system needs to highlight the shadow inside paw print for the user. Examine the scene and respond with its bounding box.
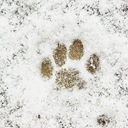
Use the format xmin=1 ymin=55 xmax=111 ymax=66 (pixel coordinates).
xmin=41 ymin=39 xmax=100 ymax=90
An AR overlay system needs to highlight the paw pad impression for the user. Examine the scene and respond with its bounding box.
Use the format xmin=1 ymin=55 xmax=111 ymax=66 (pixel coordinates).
xmin=69 ymin=39 xmax=84 ymax=60
xmin=86 ymin=54 xmax=100 ymax=74
xmin=56 ymin=68 xmax=85 ymax=89
xmin=53 ymin=43 xmax=67 ymax=67
xmin=41 ymin=58 xmax=53 ymax=78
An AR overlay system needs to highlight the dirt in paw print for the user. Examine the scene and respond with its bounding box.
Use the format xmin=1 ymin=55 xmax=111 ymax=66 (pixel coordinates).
xmin=41 ymin=58 xmax=53 ymax=78
xmin=53 ymin=43 xmax=67 ymax=67
xmin=69 ymin=39 xmax=84 ymax=60
xmin=86 ymin=53 xmax=100 ymax=74
xmin=56 ymin=68 xmax=85 ymax=89
xmin=41 ymin=39 xmax=100 ymax=90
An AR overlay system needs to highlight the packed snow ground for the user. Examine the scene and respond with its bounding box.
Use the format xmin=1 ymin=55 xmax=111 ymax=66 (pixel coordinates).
xmin=0 ymin=0 xmax=128 ymax=127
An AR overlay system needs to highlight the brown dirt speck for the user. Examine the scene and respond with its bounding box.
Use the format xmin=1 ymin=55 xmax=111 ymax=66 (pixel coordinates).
xmin=97 ymin=114 xmax=110 ymax=127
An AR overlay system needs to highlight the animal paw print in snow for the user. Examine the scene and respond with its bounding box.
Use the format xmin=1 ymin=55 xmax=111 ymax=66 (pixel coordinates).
xmin=41 ymin=39 xmax=100 ymax=89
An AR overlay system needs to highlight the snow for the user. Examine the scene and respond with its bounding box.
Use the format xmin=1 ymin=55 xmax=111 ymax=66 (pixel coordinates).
xmin=0 ymin=0 xmax=128 ymax=127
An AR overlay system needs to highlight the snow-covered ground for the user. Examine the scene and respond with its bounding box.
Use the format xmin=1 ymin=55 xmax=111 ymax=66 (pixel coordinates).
xmin=0 ymin=0 xmax=128 ymax=127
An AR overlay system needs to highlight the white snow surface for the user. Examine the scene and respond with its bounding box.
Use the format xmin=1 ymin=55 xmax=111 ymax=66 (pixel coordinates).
xmin=0 ymin=0 xmax=128 ymax=128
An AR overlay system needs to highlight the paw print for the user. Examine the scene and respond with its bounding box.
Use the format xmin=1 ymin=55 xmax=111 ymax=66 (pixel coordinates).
xmin=41 ymin=39 xmax=100 ymax=90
